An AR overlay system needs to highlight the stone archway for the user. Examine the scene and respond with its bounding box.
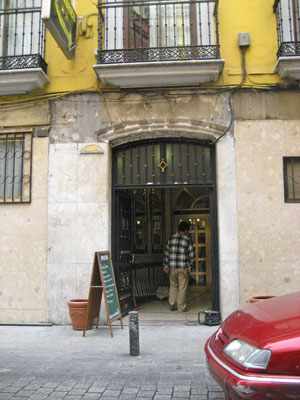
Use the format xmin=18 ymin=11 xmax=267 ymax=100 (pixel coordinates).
xmin=96 ymin=119 xmax=227 ymax=148
xmin=96 ymin=118 xmax=240 ymax=319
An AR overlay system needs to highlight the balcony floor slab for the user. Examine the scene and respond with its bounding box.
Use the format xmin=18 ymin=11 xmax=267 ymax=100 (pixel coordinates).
xmin=94 ymin=59 xmax=225 ymax=88
xmin=274 ymin=56 xmax=300 ymax=81
xmin=0 ymin=68 xmax=49 ymax=95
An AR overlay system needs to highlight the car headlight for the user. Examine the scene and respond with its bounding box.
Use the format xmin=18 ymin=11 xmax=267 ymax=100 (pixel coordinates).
xmin=224 ymin=339 xmax=271 ymax=370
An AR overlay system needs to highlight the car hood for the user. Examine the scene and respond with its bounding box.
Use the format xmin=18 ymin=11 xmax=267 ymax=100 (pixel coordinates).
xmin=223 ymin=291 xmax=300 ymax=348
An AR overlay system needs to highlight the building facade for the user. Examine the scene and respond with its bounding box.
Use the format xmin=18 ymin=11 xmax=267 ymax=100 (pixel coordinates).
xmin=0 ymin=0 xmax=299 ymax=324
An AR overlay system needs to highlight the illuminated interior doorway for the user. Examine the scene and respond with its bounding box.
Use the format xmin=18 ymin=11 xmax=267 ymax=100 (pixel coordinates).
xmin=112 ymin=139 xmax=219 ymax=315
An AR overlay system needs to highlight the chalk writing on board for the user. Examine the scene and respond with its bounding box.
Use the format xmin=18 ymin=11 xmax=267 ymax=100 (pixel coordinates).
xmin=98 ymin=252 xmax=120 ymax=320
xmin=84 ymin=251 xmax=123 ymax=338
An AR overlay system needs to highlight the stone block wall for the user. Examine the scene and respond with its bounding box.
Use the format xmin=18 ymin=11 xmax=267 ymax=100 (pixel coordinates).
xmin=0 ymin=137 xmax=49 ymax=323
xmin=47 ymin=142 xmax=111 ymax=324
xmin=235 ymin=120 xmax=300 ymax=305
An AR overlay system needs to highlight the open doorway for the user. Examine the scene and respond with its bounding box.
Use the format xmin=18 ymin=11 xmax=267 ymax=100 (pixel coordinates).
xmin=111 ymin=139 xmax=219 ymax=316
xmin=113 ymin=186 xmax=216 ymax=315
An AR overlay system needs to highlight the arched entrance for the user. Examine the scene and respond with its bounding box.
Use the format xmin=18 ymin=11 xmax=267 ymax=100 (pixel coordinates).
xmin=111 ymin=138 xmax=219 ymax=314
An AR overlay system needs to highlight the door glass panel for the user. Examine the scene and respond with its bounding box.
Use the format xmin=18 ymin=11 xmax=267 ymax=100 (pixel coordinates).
xmin=199 ymin=275 xmax=206 ymax=286
xmin=117 ymin=191 xmax=133 ymax=313
xmin=133 ymin=190 xmax=147 ymax=252
xmin=189 ymin=232 xmax=196 ymax=243
xmin=198 ymin=260 xmax=206 ymax=272
xmin=150 ymin=190 xmax=163 ymax=253
xmin=173 ymin=211 xmax=211 ymax=291
xmin=198 ymin=232 xmax=205 ymax=244
xmin=199 ymin=247 xmax=206 ymax=258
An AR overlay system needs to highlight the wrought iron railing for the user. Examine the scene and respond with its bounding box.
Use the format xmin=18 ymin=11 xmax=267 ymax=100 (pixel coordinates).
xmin=96 ymin=0 xmax=220 ymax=64
xmin=274 ymin=0 xmax=300 ymax=57
xmin=0 ymin=0 xmax=47 ymax=72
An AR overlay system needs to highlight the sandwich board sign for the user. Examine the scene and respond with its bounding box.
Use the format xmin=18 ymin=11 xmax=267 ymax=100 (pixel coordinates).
xmin=83 ymin=251 xmax=123 ymax=337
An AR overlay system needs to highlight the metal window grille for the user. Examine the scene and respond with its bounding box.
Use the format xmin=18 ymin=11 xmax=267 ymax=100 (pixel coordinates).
xmin=283 ymin=156 xmax=300 ymax=202
xmin=0 ymin=132 xmax=33 ymax=203
xmin=97 ymin=0 xmax=220 ymax=64
xmin=274 ymin=0 xmax=300 ymax=56
xmin=0 ymin=0 xmax=47 ymax=72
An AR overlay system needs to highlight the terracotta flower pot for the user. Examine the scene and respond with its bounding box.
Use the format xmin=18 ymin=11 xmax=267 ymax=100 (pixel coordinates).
xmin=67 ymin=299 xmax=93 ymax=330
xmin=249 ymin=295 xmax=276 ymax=304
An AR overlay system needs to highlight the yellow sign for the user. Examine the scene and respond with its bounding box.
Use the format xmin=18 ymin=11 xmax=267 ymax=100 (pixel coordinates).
xmin=42 ymin=0 xmax=77 ymax=60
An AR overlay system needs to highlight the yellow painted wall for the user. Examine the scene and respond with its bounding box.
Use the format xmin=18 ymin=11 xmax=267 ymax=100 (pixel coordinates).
xmin=218 ymin=0 xmax=280 ymax=86
xmin=42 ymin=0 xmax=282 ymax=93
xmin=44 ymin=1 xmax=99 ymax=93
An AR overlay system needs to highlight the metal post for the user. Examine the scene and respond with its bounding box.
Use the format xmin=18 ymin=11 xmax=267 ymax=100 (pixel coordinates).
xmin=129 ymin=311 xmax=140 ymax=356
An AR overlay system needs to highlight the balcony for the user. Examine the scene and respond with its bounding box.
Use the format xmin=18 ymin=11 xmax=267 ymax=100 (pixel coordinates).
xmin=274 ymin=0 xmax=300 ymax=80
xmin=0 ymin=2 xmax=49 ymax=95
xmin=93 ymin=0 xmax=224 ymax=88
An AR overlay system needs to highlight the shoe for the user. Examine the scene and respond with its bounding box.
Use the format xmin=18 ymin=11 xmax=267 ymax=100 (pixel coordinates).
xmin=169 ymin=304 xmax=176 ymax=311
xmin=181 ymin=306 xmax=189 ymax=312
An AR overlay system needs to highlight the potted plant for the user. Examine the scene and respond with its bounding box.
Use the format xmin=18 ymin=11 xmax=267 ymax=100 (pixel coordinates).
xmin=67 ymin=299 xmax=93 ymax=330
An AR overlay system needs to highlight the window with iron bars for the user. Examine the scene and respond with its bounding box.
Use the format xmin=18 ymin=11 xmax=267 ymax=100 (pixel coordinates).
xmin=274 ymin=0 xmax=300 ymax=57
xmin=0 ymin=132 xmax=32 ymax=203
xmin=283 ymin=157 xmax=300 ymax=202
xmin=0 ymin=0 xmax=46 ymax=71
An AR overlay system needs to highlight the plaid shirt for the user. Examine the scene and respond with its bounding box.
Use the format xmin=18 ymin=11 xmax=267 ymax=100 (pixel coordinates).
xmin=163 ymin=232 xmax=195 ymax=269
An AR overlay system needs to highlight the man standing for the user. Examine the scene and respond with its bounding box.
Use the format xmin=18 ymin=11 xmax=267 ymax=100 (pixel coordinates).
xmin=163 ymin=221 xmax=195 ymax=312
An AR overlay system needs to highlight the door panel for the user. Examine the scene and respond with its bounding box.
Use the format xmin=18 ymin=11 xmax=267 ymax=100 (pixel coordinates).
xmin=174 ymin=214 xmax=211 ymax=291
xmin=116 ymin=191 xmax=133 ymax=314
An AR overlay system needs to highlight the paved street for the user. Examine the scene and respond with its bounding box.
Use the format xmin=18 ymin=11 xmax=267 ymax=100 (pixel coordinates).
xmin=0 ymin=319 xmax=226 ymax=400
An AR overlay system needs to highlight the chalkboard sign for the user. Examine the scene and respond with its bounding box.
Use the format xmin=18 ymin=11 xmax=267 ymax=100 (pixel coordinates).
xmin=99 ymin=252 xmax=121 ymax=321
xmin=83 ymin=251 xmax=123 ymax=337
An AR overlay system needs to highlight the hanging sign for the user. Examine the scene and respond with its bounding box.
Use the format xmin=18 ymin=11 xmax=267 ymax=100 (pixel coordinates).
xmin=42 ymin=0 xmax=77 ymax=59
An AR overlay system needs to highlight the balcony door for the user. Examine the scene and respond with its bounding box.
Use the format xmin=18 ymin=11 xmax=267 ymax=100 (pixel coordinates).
xmin=291 ymin=0 xmax=300 ymax=41
xmin=275 ymin=0 xmax=300 ymax=44
xmin=104 ymin=0 xmax=215 ymax=51
xmin=0 ymin=0 xmax=43 ymax=57
xmin=124 ymin=1 xmax=193 ymax=49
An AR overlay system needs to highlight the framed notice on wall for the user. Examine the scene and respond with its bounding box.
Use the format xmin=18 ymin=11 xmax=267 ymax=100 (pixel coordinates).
xmin=83 ymin=251 xmax=123 ymax=337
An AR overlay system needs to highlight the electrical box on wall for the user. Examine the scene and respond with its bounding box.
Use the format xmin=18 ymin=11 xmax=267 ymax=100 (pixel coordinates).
xmin=238 ymin=33 xmax=250 ymax=48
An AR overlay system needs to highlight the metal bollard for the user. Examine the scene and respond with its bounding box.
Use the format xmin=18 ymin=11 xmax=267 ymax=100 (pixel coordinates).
xmin=129 ymin=311 xmax=140 ymax=356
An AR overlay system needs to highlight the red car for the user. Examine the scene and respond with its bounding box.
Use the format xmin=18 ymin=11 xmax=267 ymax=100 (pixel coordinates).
xmin=205 ymin=291 xmax=300 ymax=399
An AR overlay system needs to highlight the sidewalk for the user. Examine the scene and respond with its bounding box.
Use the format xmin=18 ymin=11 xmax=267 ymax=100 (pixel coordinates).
xmin=0 ymin=315 xmax=226 ymax=400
